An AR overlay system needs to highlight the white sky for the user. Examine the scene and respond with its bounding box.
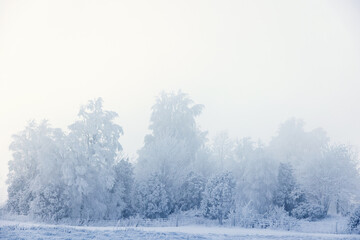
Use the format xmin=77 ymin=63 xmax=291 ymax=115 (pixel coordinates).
xmin=0 ymin=0 xmax=359 ymax=204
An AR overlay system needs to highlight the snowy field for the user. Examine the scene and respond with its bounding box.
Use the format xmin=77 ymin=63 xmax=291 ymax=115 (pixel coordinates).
xmin=1 ymin=220 xmax=360 ymax=240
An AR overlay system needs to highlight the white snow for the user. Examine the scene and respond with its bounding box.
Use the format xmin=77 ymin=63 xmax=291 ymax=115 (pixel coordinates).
xmin=1 ymin=219 xmax=360 ymax=240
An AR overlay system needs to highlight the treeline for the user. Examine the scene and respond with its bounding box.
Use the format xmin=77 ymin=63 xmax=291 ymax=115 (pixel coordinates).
xmin=6 ymin=91 xmax=360 ymax=226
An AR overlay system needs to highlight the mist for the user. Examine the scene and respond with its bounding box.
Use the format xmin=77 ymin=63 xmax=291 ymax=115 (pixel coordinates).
xmin=1 ymin=0 xmax=360 ymax=204
xmin=1 ymin=0 xmax=360 ymax=238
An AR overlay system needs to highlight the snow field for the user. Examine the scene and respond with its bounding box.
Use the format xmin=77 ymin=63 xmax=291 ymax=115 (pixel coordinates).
xmin=1 ymin=220 xmax=360 ymax=240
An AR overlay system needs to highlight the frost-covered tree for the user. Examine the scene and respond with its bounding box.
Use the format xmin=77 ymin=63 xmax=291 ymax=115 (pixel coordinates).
xmin=348 ymin=206 xmax=360 ymax=233
xmin=147 ymin=91 xmax=205 ymax=154
xmin=6 ymin=99 xmax=130 ymax=221
xmin=135 ymin=173 xmax=171 ymax=219
xmin=201 ymin=171 xmax=236 ymax=224
xmin=30 ymin=184 xmax=70 ymax=221
xmin=137 ymin=135 xmax=189 ymax=186
xmin=191 ymin=146 xmax=217 ymax=178
xmin=273 ymin=162 xmax=304 ymax=215
xmin=234 ymin=139 xmax=277 ymax=214
xmin=108 ymin=158 xmax=134 ymax=219
xmin=211 ymin=131 xmax=234 ymax=171
xmin=7 ymin=176 xmax=32 ymax=215
xmin=136 ymin=91 xmax=207 ymax=213
xmin=270 ymin=119 xmax=360 ymax=217
xmin=7 ymin=99 xmax=128 ymax=221
xmin=137 ymin=91 xmax=206 ymax=181
xmin=7 ymin=121 xmax=43 ymax=215
xmin=234 ymin=137 xmax=254 ymax=162
xmin=63 ymin=98 xmax=123 ymax=220
xmin=7 ymin=121 xmax=67 ymax=219
xmin=178 ymin=172 xmax=206 ymax=211
xmin=269 ymin=118 xmax=328 ymax=168
xmin=299 ymin=144 xmax=360 ymax=216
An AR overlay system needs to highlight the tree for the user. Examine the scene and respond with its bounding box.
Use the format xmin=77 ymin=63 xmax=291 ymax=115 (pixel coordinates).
xmin=191 ymin=146 xmax=217 ymax=178
xmin=201 ymin=171 xmax=236 ymax=224
xmin=299 ymin=144 xmax=360 ymax=216
xmin=136 ymin=91 xmax=207 ymax=213
xmin=148 ymin=91 xmax=205 ymax=152
xmin=269 ymin=118 xmax=328 ymax=168
xmin=348 ymin=206 xmax=360 ymax=233
xmin=7 ymin=98 xmax=128 ymax=221
xmin=7 ymin=175 xmax=32 ymax=215
xmin=108 ymin=158 xmax=135 ymax=219
xmin=137 ymin=91 xmax=206 ymax=181
xmin=211 ymin=131 xmax=234 ymax=172
xmin=234 ymin=140 xmax=277 ymax=214
xmin=63 ymin=98 xmax=123 ymax=220
xmin=7 ymin=121 xmax=67 ymax=218
xmin=135 ymin=173 xmax=171 ymax=219
xmin=30 ymin=184 xmax=70 ymax=221
xmin=273 ymin=162 xmax=304 ymax=215
xmin=269 ymin=119 xmax=360 ymax=217
xmin=178 ymin=172 xmax=206 ymax=211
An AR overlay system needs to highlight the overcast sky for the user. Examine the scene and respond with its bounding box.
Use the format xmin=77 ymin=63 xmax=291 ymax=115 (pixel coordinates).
xmin=0 ymin=0 xmax=359 ymax=204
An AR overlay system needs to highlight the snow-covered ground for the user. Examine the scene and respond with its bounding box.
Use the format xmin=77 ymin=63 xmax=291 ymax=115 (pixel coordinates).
xmin=1 ymin=219 xmax=360 ymax=240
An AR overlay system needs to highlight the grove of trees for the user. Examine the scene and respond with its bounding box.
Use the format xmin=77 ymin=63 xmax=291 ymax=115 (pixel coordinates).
xmin=5 ymin=91 xmax=360 ymax=226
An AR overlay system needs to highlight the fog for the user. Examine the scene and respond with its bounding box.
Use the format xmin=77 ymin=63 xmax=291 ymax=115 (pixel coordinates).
xmin=0 ymin=0 xmax=359 ymax=206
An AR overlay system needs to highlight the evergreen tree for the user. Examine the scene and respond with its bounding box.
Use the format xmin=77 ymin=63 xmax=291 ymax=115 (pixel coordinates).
xmin=135 ymin=173 xmax=171 ymax=219
xmin=348 ymin=206 xmax=360 ymax=233
xmin=273 ymin=162 xmax=298 ymax=214
xmin=108 ymin=158 xmax=134 ymax=219
xmin=201 ymin=171 xmax=236 ymax=224
xmin=178 ymin=172 xmax=205 ymax=211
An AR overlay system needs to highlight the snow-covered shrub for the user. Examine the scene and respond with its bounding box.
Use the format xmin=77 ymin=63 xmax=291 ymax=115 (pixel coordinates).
xmin=235 ymin=204 xmax=298 ymax=230
xmin=291 ymin=202 xmax=326 ymax=221
xmin=30 ymin=185 xmax=70 ymax=221
xmin=178 ymin=172 xmax=205 ymax=211
xmin=336 ymin=199 xmax=354 ymax=217
xmin=135 ymin=173 xmax=172 ymax=219
xmin=348 ymin=206 xmax=360 ymax=233
xmin=236 ymin=202 xmax=261 ymax=228
xmin=263 ymin=206 xmax=298 ymax=229
xmin=7 ymin=177 xmax=32 ymax=215
xmin=201 ymin=171 xmax=236 ymax=224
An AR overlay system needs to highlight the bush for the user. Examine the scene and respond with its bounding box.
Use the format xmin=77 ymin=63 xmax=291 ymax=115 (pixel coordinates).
xmin=348 ymin=206 xmax=360 ymax=233
xmin=236 ymin=203 xmax=261 ymax=228
xmin=264 ymin=206 xmax=298 ymax=230
xmin=30 ymin=185 xmax=70 ymax=221
xmin=291 ymin=202 xmax=326 ymax=221
xmin=236 ymin=204 xmax=298 ymax=230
